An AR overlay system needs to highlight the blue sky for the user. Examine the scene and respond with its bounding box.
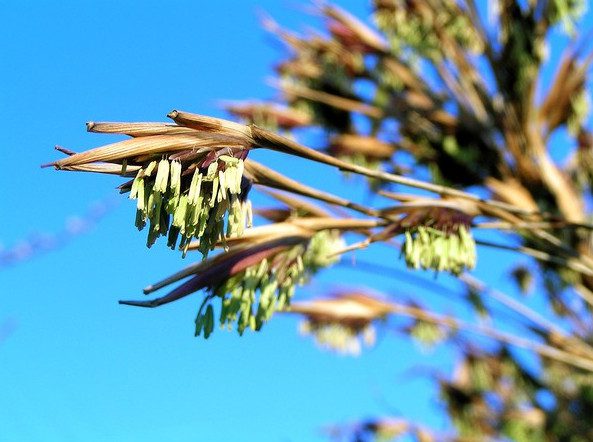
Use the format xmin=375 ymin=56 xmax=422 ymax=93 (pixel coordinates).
xmin=1 ymin=1 xmax=591 ymax=441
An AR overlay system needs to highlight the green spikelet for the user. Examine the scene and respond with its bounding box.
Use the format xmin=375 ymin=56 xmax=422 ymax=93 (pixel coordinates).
xmin=402 ymin=225 xmax=476 ymax=275
xmin=127 ymin=156 xmax=250 ymax=256
xmin=195 ymin=230 xmax=345 ymax=339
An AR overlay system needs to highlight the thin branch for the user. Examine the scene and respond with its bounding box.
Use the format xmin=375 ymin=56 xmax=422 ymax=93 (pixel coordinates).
xmin=387 ymin=302 xmax=593 ymax=372
xmin=277 ymin=81 xmax=384 ymax=119
xmin=245 ymin=160 xmax=380 ymax=218
xmin=476 ymin=239 xmax=593 ymax=289
xmin=459 ymin=273 xmax=593 ymax=358
xmin=247 ymin=124 xmax=540 ymax=216
xmin=336 ymin=251 xmax=593 ymax=359
xmin=474 ymin=220 xmax=593 ymax=230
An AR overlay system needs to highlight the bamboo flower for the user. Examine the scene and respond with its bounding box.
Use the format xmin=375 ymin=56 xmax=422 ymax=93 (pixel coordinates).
xmin=120 ymin=220 xmax=349 ymax=337
xmin=380 ymin=196 xmax=480 ymax=275
xmin=46 ymin=111 xmax=255 ymax=255
xmin=287 ymin=292 xmax=393 ymax=355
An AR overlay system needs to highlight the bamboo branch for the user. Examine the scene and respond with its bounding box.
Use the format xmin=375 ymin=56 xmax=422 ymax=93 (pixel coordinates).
xmin=476 ymin=239 xmax=593 ymax=282
xmin=247 ymin=123 xmax=541 ymax=216
xmin=387 ymin=301 xmax=593 ymax=372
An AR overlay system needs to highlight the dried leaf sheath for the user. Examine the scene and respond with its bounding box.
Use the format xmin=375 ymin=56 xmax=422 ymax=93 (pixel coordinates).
xmin=87 ymin=122 xmax=198 ymax=137
xmin=51 ymin=135 xmax=225 ymax=168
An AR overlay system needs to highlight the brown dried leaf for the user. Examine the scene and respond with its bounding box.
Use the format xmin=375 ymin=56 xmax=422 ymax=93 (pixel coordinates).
xmin=52 ymin=135 xmax=225 ymax=168
xmin=287 ymin=292 xmax=393 ymax=326
xmin=329 ymin=134 xmax=395 ymax=159
xmin=87 ymin=121 xmax=198 ymax=137
xmin=168 ymin=110 xmax=254 ymax=146
xmin=322 ymin=3 xmax=388 ymax=53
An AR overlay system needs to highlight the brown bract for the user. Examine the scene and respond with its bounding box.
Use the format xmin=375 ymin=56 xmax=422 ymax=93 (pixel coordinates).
xmin=48 ymin=111 xmax=255 ymax=171
xmin=287 ymin=292 xmax=392 ymax=329
xmin=322 ymin=3 xmax=388 ymax=53
xmin=378 ymin=193 xmax=480 ymax=236
xmin=328 ymin=134 xmax=395 ymax=160
xmin=223 ymin=101 xmax=312 ymax=129
xmin=122 ymin=228 xmax=313 ymax=308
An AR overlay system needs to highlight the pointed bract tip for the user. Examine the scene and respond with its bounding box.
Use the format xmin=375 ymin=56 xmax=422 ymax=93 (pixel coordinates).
xmin=143 ymin=285 xmax=154 ymax=295
xmin=119 ymin=299 xmax=155 ymax=308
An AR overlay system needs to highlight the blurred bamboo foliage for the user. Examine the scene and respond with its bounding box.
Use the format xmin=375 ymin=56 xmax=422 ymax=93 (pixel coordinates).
xmin=47 ymin=0 xmax=593 ymax=440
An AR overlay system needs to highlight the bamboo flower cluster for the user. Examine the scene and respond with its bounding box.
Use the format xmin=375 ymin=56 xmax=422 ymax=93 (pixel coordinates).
xmin=196 ymin=229 xmax=345 ymax=337
xmin=47 ymin=111 xmax=254 ymax=256
xmin=128 ymin=155 xmax=250 ymax=255
xmin=393 ymin=204 xmax=477 ymax=275
xmin=299 ymin=321 xmax=376 ymax=356
xmin=373 ymin=0 xmax=484 ymax=58
xmin=288 ymin=293 xmax=393 ymax=355
xmin=403 ymin=225 xmax=476 ymax=275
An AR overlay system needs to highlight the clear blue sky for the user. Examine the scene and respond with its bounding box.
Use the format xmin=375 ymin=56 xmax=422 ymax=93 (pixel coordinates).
xmin=0 ymin=2 xmax=590 ymax=441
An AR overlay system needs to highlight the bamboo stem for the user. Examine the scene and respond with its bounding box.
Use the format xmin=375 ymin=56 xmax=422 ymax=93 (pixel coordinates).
xmin=387 ymin=302 xmax=593 ymax=372
xmin=249 ymin=124 xmax=541 ymax=216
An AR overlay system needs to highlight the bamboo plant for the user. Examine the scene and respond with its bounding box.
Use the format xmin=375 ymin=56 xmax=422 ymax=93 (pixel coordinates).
xmin=47 ymin=0 xmax=593 ymax=440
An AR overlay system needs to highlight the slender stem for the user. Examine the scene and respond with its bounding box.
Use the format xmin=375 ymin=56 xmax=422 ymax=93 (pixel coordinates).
xmin=387 ymin=302 xmax=593 ymax=372
xmin=476 ymin=240 xmax=593 ymax=309
xmin=345 ymin=247 xmax=593 ymax=358
xmin=249 ymin=125 xmax=540 ymax=217
xmin=459 ymin=273 xmax=593 ymax=358
xmin=474 ymin=221 xmax=593 ymax=230
xmin=245 ymin=160 xmax=380 ymax=218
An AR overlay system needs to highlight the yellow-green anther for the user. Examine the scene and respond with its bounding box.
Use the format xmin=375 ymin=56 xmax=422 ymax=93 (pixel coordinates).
xmin=227 ymin=199 xmax=239 ymax=237
xmin=225 ymin=167 xmax=236 ymax=195
xmin=151 ymin=191 xmax=163 ymax=230
xmin=169 ymin=160 xmax=181 ymax=197
xmin=245 ymin=200 xmax=253 ymax=228
xmin=196 ymin=204 xmax=208 ymax=237
xmin=210 ymin=175 xmax=219 ymax=207
xmin=173 ymin=195 xmax=188 ymax=229
xmin=167 ymin=225 xmax=180 ymax=249
xmin=144 ymin=186 xmax=154 ymax=217
xmin=144 ymin=161 xmax=157 ymax=177
xmin=214 ymin=199 xmax=227 ymax=221
xmin=296 ymin=255 xmax=304 ymax=273
xmin=218 ymin=169 xmax=227 ymax=200
xmin=135 ymin=209 xmax=145 ymax=230
xmin=255 ymin=258 xmax=268 ymax=280
xmin=236 ymin=160 xmax=244 ymax=194
xmin=404 ymin=230 xmax=412 ymax=256
xmin=164 ymin=196 xmax=177 ymax=216
xmin=195 ymin=311 xmax=204 ymax=337
xmin=204 ymin=305 xmax=214 ymax=339
xmin=154 ymin=159 xmax=169 ymax=194
xmin=188 ymin=202 xmax=200 ymax=232
xmin=136 ymin=179 xmax=146 ymax=211
xmin=206 ymin=162 xmax=218 ymax=179
xmin=219 ymin=155 xmax=239 ymax=166
xmin=130 ymin=174 xmax=142 ymax=200
xmin=188 ymin=169 xmax=202 ymax=206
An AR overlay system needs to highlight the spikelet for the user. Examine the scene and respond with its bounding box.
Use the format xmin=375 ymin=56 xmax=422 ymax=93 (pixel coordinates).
xmin=128 ymin=155 xmax=250 ymax=256
xmin=299 ymin=321 xmax=376 ymax=356
xmin=402 ymin=225 xmax=476 ymax=275
xmin=194 ymin=229 xmax=344 ymax=337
